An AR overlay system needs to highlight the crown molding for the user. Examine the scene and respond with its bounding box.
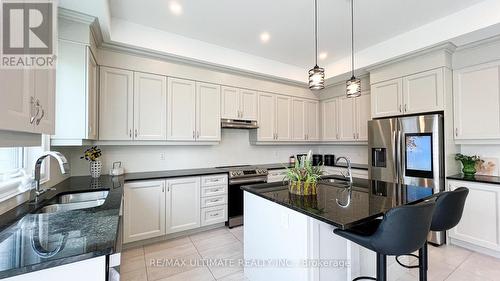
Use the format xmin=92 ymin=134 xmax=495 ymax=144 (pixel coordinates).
xmin=455 ymin=33 xmax=500 ymax=52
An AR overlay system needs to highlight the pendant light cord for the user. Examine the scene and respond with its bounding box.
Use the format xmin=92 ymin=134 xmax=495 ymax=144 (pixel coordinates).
xmin=351 ymin=0 xmax=354 ymax=78
xmin=315 ymin=0 xmax=318 ymax=67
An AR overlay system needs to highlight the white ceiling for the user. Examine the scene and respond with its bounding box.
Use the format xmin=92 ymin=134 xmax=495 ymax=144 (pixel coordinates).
xmin=109 ymin=0 xmax=485 ymax=69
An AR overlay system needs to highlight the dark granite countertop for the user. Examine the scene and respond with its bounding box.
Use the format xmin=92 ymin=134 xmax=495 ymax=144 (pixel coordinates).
xmin=124 ymin=167 xmax=227 ymax=182
xmin=0 ymin=176 xmax=123 ymax=279
xmin=242 ymin=177 xmax=434 ymax=230
xmin=447 ymin=174 xmax=500 ymax=185
xmin=328 ymin=163 xmax=368 ymax=170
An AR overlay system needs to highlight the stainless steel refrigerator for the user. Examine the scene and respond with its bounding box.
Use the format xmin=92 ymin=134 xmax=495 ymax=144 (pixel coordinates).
xmin=368 ymin=113 xmax=445 ymax=245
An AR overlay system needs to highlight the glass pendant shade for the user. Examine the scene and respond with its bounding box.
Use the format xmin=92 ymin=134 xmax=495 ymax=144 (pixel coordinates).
xmin=346 ymin=76 xmax=361 ymax=98
xmin=309 ymin=65 xmax=325 ymax=90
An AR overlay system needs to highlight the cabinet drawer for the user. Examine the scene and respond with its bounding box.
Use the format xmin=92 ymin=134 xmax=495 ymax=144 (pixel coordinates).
xmin=201 ymin=174 xmax=228 ymax=187
xmin=201 ymin=205 xmax=227 ymax=226
xmin=201 ymin=185 xmax=227 ymax=197
xmin=201 ymin=195 xmax=227 ymax=208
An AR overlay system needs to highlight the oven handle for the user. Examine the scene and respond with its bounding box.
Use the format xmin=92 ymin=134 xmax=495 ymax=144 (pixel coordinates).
xmin=229 ymin=176 xmax=268 ymax=185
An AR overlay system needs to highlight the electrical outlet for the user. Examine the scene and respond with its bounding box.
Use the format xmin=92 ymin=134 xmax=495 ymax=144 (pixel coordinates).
xmin=160 ymin=153 xmax=165 ymax=160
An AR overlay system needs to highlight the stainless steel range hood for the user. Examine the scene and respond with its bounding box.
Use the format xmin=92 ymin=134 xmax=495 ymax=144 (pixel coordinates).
xmin=221 ymin=118 xmax=258 ymax=129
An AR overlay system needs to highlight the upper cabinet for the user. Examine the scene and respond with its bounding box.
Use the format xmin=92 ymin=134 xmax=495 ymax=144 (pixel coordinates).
xmin=167 ymin=78 xmax=221 ymax=142
xmin=255 ymin=92 xmax=291 ymax=142
xmin=371 ymin=68 xmax=446 ymax=118
xmin=221 ymin=86 xmax=257 ymax=121
xmin=0 ymin=68 xmax=55 ymax=136
xmin=291 ymin=99 xmax=319 ymax=141
xmin=454 ymin=61 xmax=500 ymax=142
xmin=321 ymin=93 xmax=370 ymax=142
xmin=305 ymin=100 xmax=320 ymax=141
xmin=275 ymin=95 xmax=292 ymax=141
xmin=134 ymin=72 xmax=167 ymax=140
xmin=99 ymin=67 xmax=134 ymax=140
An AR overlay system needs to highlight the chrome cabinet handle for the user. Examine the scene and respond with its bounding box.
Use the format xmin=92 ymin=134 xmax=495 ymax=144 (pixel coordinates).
xmin=210 ymin=213 xmax=219 ymax=217
xmin=399 ymin=104 xmax=403 ymax=112
xmin=135 ymin=129 xmax=138 ymax=138
xmin=193 ymin=131 xmax=195 ymax=139
xmin=404 ymin=104 xmax=408 ymax=112
xmin=196 ymin=131 xmax=200 ymax=138
xmin=162 ymin=186 xmax=165 ymax=192
xmin=35 ymin=108 xmax=45 ymax=125
xmin=129 ymin=129 xmax=132 ymax=138
xmin=30 ymin=97 xmax=40 ymax=124
xmin=455 ymin=128 xmax=458 ymax=137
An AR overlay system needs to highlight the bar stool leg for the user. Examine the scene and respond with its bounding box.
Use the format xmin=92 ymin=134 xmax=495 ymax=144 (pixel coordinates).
xmin=418 ymin=243 xmax=428 ymax=281
xmin=377 ymin=253 xmax=387 ymax=281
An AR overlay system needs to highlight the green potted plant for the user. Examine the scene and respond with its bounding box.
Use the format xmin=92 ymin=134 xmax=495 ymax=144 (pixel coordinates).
xmin=81 ymin=146 xmax=103 ymax=178
xmin=284 ymin=151 xmax=323 ymax=196
xmin=455 ymin=153 xmax=481 ymax=176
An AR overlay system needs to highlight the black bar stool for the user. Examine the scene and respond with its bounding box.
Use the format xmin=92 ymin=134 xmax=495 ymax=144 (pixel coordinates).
xmin=396 ymin=187 xmax=469 ymax=281
xmin=334 ymin=201 xmax=436 ymax=281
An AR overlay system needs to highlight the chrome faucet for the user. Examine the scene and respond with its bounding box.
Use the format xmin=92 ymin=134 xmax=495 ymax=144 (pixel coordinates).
xmin=336 ymin=156 xmax=353 ymax=185
xmin=34 ymin=151 xmax=70 ymax=196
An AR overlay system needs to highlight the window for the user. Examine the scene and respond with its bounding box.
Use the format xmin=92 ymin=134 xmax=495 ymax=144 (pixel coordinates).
xmin=0 ymin=136 xmax=50 ymax=202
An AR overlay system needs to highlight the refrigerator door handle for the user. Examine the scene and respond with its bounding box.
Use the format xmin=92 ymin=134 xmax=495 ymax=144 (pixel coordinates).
xmin=397 ymin=130 xmax=403 ymax=182
xmin=392 ymin=130 xmax=398 ymax=183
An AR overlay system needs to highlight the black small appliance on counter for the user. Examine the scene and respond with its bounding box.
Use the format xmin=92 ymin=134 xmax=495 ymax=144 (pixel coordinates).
xmin=323 ymin=154 xmax=336 ymax=166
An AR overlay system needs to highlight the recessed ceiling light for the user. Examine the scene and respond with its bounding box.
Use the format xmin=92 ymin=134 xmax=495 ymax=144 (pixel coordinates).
xmin=260 ymin=32 xmax=270 ymax=43
xmin=319 ymin=52 xmax=328 ymax=60
xmin=169 ymin=1 xmax=183 ymax=15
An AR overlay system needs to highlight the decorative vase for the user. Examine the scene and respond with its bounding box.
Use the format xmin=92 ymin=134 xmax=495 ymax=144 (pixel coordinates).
xmin=288 ymin=181 xmax=317 ymax=196
xmin=460 ymin=160 xmax=476 ymax=176
xmin=90 ymin=159 xmax=102 ymax=178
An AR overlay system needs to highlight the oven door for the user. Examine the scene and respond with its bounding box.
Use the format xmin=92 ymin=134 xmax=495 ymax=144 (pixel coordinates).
xmin=227 ymin=176 xmax=267 ymax=228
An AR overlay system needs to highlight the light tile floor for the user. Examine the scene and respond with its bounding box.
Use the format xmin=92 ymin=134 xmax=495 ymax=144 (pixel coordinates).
xmin=121 ymin=226 xmax=500 ymax=281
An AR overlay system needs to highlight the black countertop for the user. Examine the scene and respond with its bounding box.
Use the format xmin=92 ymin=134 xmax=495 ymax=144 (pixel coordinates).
xmin=241 ymin=177 xmax=434 ymax=230
xmin=447 ymin=174 xmax=500 ymax=185
xmin=0 ymin=176 xmax=123 ymax=279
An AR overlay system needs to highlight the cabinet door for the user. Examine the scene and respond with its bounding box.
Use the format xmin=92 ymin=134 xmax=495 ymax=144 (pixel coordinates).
xmin=167 ymin=78 xmax=196 ymax=141
xmin=338 ymin=96 xmax=356 ymax=141
xmin=221 ymin=86 xmax=240 ymax=119
xmin=123 ymin=180 xmax=166 ymax=243
xmin=166 ymin=177 xmax=201 ymax=234
xmin=275 ymin=95 xmax=291 ymax=141
xmin=356 ymin=94 xmax=371 ymax=141
xmin=403 ymin=68 xmax=444 ymax=114
xmin=0 ymin=69 xmax=33 ymax=133
xmin=449 ymin=181 xmax=500 ymax=251
xmin=321 ymin=98 xmax=339 ymax=141
xmin=454 ymin=63 xmax=500 ymax=140
xmin=240 ymin=89 xmax=257 ymax=120
xmin=306 ymin=100 xmax=320 ymax=141
xmin=291 ymin=99 xmax=306 ymax=141
xmin=99 ymin=67 xmax=134 ymax=140
xmin=33 ymin=69 xmax=56 ymax=134
xmin=371 ymin=78 xmax=403 ymax=118
xmin=87 ymin=49 xmax=98 ymax=140
xmin=257 ymin=92 xmax=276 ymax=141
xmin=134 ymin=72 xmax=167 ymax=140
xmin=196 ymin=82 xmax=221 ymax=141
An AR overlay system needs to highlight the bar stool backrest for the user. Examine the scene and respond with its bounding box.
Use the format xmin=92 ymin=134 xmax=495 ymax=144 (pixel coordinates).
xmin=431 ymin=187 xmax=469 ymax=232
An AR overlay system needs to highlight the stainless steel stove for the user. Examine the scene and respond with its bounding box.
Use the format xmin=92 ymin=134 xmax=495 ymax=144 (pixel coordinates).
xmin=218 ymin=165 xmax=268 ymax=228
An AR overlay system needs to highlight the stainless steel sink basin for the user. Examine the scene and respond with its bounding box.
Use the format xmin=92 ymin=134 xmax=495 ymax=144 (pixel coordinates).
xmin=37 ymin=190 xmax=109 ymax=214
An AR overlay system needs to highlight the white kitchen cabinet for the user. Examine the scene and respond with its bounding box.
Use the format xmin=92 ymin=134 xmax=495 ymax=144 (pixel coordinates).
xmin=356 ymin=93 xmax=371 ymax=141
xmin=0 ymin=69 xmax=34 ymax=134
xmin=134 ymin=72 xmax=167 ymax=140
xmin=321 ymin=98 xmax=339 ymax=141
xmin=275 ymin=95 xmax=292 ymax=141
xmin=371 ymin=78 xmax=403 ymax=118
xmin=167 ymin=77 xmax=197 ymax=141
xmin=53 ymin=42 xmax=98 ymax=144
xmin=200 ymin=174 xmax=228 ymax=227
xmin=453 ymin=62 xmax=500 ymax=141
xmin=291 ymin=99 xmax=306 ymax=141
xmin=99 ymin=67 xmax=134 ymax=140
xmin=339 ymin=96 xmax=356 ymax=141
xmin=166 ymin=177 xmax=201 ymax=234
xmin=33 ymin=69 xmax=56 ymax=134
xmin=196 ymin=82 xmax=221 ymax=141
xmin=124 ymin=180 xmax=166 ymax=243
xmin=221 ymin=86 xmax=257 ymax=120
xmin=257 ymin=92 xmax=276 ymax=141
xmin=448 ymin=180 xmax=500 ymax=255
xmin=402 ymin=68 xmax=444 ymax=114
xmin=201 ymin=205 xmax=228 ymax=226
xmin=306 ymin=100 xmax=320 ymax=141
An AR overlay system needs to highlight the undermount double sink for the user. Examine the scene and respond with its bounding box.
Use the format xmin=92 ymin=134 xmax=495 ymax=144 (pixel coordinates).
xmin=36 ymin=190 xmax=109 ymax=214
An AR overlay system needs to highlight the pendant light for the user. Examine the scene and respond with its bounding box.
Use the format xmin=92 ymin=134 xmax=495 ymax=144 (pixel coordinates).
xmin=309 ymin=0 xmax=325 ymax=90
xmin=346 ymin=0 xmax=361 ymax=98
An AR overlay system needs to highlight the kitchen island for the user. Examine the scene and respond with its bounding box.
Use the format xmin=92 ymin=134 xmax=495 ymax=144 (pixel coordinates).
xmin=242 ymin=177 xmax=434 ymax=281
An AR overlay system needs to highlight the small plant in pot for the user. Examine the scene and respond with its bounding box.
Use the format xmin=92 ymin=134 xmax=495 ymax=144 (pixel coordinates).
xmin=455 ymin=153 xmax=481 ymax=177
xmin=81 ymin=146 xmax=103 ymax=178
xmin=284 ymin=151 xmax=323 ymax=196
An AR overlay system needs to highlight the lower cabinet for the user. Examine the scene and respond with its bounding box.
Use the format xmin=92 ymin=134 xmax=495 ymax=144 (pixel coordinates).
xmin=123 ymin=174 xmax=228 ymax=244
xmin=448 ymin=180 xmax=500 ymax=255
xmin=165 ymin=177 xmax=201 ymax=234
